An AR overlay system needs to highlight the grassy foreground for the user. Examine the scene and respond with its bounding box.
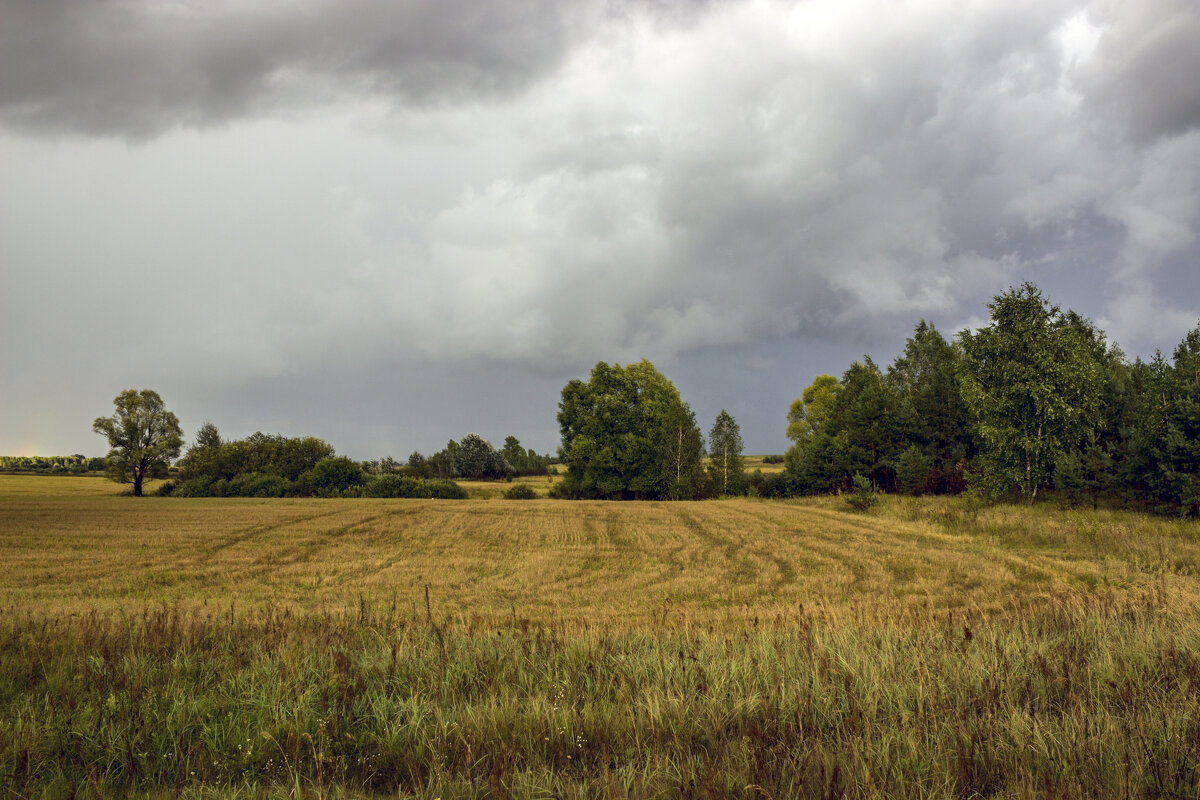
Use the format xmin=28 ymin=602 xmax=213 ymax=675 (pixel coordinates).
xmin=2 ymin=476 xmax=1200 ymax=798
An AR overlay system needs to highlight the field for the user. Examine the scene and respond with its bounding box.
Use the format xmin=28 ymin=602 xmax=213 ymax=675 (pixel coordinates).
xmin=3 ymin=474 xmax=1200 ymax=798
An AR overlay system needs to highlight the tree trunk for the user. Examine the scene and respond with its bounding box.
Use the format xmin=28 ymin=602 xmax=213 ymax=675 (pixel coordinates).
xmin=133 ymin=470 xmax=144 ymax=497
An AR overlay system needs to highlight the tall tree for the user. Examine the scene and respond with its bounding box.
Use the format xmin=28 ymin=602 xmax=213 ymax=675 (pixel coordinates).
xmin=92 ymin=389 xmax=184 ymax=496
xmin=786 ymin=374 xmax=841 ymax=447
xmin=557 ymin=360 xmax=704 ymax=500
xmin=959 ymin=283 xmax=1105 ymax=504
xmin=886 ymin=321 xmax=974 ymax=493
xmin=708 ymin=410 xmax=745 ymax=496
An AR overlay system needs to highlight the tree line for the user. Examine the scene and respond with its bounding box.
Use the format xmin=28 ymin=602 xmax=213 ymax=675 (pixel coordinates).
xmin=89 ymin=282 xmax=1199 ymax=512
xmin=769 ymin=282 xmax=1200 ymax=515
xmin=0 ymin=455 xmax=106 ymax=474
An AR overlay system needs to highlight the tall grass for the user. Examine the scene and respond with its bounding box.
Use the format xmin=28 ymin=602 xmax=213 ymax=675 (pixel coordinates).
xmin=3 ymin=592 xmax=1199 ymax=798
xmin=4 ymin=480 xmax=1200 ymax=797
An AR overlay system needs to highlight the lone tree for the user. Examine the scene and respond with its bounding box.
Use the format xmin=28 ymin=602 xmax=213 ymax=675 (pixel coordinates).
xmin=92 ymin=389 xmax=184 ymax=496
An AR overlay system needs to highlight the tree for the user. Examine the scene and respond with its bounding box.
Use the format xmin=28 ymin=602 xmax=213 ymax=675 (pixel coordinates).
xmin=886 ymin=321 xmax=975 ymax=493
xmin=708 ymin=410 xmax=745 ymax=495
xmin=786 ymin=374 xmax=841 ymax=447
xmin=92 ymin=389 xmax=184 ymax=497
xmin=556 ymin=360 xmax=705 ymax=500
xmin=959 ymin=283 xmax=1105 ymax=504
xmin=449 ymin=434 xmax=514 ymax=481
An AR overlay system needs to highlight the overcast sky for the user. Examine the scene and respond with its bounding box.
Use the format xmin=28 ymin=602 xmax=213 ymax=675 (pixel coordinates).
xmin=2 ymin=0 xmax=1199 ymax=459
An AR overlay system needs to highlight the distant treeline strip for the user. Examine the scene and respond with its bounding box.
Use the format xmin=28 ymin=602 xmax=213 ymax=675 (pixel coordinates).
xmin=0 ymin=455 xmax=105 ymax=473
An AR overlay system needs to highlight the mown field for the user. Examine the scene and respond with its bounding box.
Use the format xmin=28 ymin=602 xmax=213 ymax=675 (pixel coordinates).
xmin=3 ymin=475 xmax=1200 ymax=798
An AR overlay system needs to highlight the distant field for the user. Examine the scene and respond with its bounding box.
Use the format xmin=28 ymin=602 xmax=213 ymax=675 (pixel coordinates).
xmin=5 ymin=475 xmax=1199 ymax=621
xmin=3 ymin=475 xmax=1200 ymax=798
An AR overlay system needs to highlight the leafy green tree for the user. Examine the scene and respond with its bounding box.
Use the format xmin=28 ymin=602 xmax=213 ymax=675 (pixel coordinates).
xmin=959 ymin=283 xmax=1106 ymax=504
xmin=302 ymin=457 xmax=364 ymax=495
xmin=502 ymin=436 xmax=528 ymax=473
xmin=1162 ymin=324 xmax=1200 ymax=515
xmin=786 ymin=374 xmax=841 ymax=447
xmin=92 ymin=389 xmax=184 ymax=497
xmin=446 ymin=434 xmax=514 ymax=481
xmin=557 ymin=360 xmax=704 ymax=500
xmin=406 ymin=451 xmax=433 ymax=479
xmin=708 ymin=410 xmax=745 ymax=496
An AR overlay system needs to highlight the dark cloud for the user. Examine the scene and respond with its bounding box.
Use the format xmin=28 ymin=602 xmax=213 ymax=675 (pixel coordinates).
xmin=1079 ymin=0 xmax=1200 ymax=144
xmin=3 ymin=0 xmax=1200 ymax=458
xmin=0 ymin=0 xmax=592 ymax=137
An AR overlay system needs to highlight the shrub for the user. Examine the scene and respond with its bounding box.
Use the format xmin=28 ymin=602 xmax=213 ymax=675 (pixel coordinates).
xmin=302 ymin=457 xmax=364 ymax=494
xmin=426 ymin=479 xmax=468 ymax=499
xmin=228 ymin=472 xmax=292 ymax=498
xmin=503 ymin=483 xmax=538 ymax=500
xmin=172 ymin=477 xmax=218 ymax=497
xmin=845 ymin=473 xmax=879 ymax=512
xmin=363 ymin=474 xmax=433 ymax=499
xmin=153 ymin=481 xmax=177 ymax=496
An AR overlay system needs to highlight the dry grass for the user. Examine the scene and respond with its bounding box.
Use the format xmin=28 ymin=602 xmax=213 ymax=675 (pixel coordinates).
xmin=5 ymin=476 xmax=1200 ymax=797
xmin=3 ymin=476 xmax=1198 ymax=627
xmin=455 ymin=472 xmax=562 ymax=498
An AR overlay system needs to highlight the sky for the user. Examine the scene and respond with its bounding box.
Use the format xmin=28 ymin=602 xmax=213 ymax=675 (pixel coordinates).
xmin=2 ymin=0 xmax=1199 ymax=460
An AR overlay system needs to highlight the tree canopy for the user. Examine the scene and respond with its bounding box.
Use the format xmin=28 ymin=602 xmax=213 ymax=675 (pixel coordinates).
xmin=959 ymin=283 xmax=1106 ymax=504
xmin=92 ymin=389 xmax=184 ymax=496
xmin=556 ymin=360 xmax=705 ymax=500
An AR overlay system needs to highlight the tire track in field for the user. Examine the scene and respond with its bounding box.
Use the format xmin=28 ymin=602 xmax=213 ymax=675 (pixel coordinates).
xmin=666 ymin=505 xmax=793 ymax=589
xmin=726 ymin=504 xmax=901 ymax=592
xmin=250 ymin=512 xmax=394 ymax=571
xmin=759 ymin=503 xmax=1072 ymax=590
xmin=196 ymin=507 xmax=350 ymax=560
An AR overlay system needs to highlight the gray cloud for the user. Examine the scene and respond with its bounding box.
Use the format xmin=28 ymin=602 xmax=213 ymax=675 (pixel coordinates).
xmin=3 ymin=0 xmax=1200 ymax=458
xmin=1078 ymin=0 xmax=1200 ymax=144
xmin=0 ymin=0 xmax=593 ymax=137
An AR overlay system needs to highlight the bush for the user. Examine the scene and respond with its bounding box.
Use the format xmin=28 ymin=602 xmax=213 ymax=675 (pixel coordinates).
xmin=426 ymin=479 xmax=468 ymax=500
xmin=153 ymin=481 xmax=177 ymax=496
xmin=363 ymin=474 xmax=433 ymax=499
xmin=228 ymin=472 xmax=292 ymax=498
xmin=303 ymin=457 xmax=364 ymax=494
xmin=503 ymin=483 xmax=538 ymax=500
xmin=172 ymin=477 xmax=218 ymax=497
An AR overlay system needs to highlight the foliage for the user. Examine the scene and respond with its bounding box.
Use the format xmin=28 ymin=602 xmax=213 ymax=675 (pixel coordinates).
xmin=786 ymin=374 xmax=841 ymax=446
xmin=556 ymin=360 xmax=705 ymax=500
xmin=453 ymin=433 xmax=514 ymax=481
xmin=177 ymin=428 xmax=335 ymax=484
xmin=92 ymin=389 xmax=184 ymax=497
xmin=707 ymin=409 xmax=746 ymax=495
xmin=502 ymin=483 xmax=539 ymax=499
xmin=362 ymin=474 xmax=433 ymax=499
xmin=426 ymin=479 xmax=468 ymax=499
xmin=845 ymin=472 xmax=879 ymax=512
xmin=886 ymin=320 xmax=974 ymax=493
xmin=959 ymin=283 xmax=1106 ymax=504
xmin=302 ymin=457 xmax=365 ymax=494
xmin=0 ymin=455 xmax=99 ymax=473
xmin=895 ymin=444 xmax=932 ymax=495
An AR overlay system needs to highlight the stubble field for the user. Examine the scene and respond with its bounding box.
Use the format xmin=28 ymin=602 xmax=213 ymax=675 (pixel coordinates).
xmin=3 ymin=475 xmax=1200 ymax=798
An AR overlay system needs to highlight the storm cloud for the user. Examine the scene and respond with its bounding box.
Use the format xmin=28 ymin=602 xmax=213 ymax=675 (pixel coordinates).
xmin=2 ymin=0 xmax=1198 ymax=457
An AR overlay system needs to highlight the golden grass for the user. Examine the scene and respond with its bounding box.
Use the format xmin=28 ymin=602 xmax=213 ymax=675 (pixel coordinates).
xmin=4 ymin=475 xmax=1198 ymax=628
xmin=455 ymin=472 xmax=561 ymax=498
